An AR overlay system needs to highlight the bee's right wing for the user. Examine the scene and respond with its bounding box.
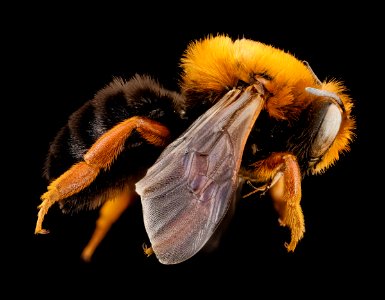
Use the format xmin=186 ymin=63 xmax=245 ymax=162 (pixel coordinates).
xmin=136 ymin=85 xmax=265 ymax=265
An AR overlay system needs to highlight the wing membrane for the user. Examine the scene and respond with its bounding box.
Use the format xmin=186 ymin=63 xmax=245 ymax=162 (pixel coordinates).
xmin=135 ymin=86 xmax=264 ymax=264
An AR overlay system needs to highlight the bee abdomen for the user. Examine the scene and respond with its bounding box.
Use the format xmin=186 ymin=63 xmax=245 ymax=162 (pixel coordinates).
xmin=44 ymin=75 xmax=187 ymax=194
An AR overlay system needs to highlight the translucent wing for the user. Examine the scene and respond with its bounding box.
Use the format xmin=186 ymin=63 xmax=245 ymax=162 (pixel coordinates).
xmin=135 ymin=85 xmax=265 ymax=264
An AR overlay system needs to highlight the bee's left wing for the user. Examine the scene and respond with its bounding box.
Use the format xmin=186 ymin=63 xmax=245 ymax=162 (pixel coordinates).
xmin=135 ymin=85 xmax=265 ymax=265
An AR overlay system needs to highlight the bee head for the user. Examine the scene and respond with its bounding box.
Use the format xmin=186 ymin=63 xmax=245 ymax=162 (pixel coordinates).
xmin=286 ymin=83 xmax=355 ymax=175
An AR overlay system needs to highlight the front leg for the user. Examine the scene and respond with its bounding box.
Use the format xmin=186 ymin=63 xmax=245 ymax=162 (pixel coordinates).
xmin=241 ymin=152 xmax=305 ymax=252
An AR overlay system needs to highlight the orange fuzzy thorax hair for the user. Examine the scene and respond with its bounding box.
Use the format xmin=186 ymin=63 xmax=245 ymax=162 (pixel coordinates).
xmin=180 ymin=34 xmax=355 ymax=175
xmin=180 ymin=34 xmax=319 ymax=120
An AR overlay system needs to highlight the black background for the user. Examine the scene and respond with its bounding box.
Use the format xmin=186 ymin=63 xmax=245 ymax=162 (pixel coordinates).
xmin=6 ymin=3 xmax=382 ymax=297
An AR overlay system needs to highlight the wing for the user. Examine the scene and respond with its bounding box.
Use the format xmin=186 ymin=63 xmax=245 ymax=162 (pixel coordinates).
xmin=135 ymin=85 xmax=265 ymax=264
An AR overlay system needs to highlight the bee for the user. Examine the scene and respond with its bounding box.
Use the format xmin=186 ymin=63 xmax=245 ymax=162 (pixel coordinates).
xmin=35 ymin=34 xmax=355 ymax=265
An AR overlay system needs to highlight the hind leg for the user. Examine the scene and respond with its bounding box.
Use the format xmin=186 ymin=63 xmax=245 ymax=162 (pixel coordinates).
xmin=35 ymin=116 xmax=170 ymax=234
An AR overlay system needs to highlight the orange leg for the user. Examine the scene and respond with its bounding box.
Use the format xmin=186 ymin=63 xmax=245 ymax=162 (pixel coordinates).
xmin=242 ymin=152 xmax=305 ymax=252
xmin=35 ymin=116 xmax=170 ymax=234
xmin=81 ymin=186 xmax=136 ymax=262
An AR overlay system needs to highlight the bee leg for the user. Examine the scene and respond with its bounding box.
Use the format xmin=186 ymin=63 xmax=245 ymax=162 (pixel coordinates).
xmin=142 ymin=243 xmax=154 ymax=257
xmin=81 ymin=185 xmax=136 ymax=262
xmin=242 ymin=176 xmax=280 ymax=198
xmin=35 ymin=162 xmax=100 ymax=234
xmin=249 ymin=152 xmax=305 ymax=252
xmin=35 ymin=116 xmax=170 ymax=234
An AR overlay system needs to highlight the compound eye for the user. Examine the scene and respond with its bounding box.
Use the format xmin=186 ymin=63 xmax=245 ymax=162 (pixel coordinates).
xmin=304 ymin=87 xmax=345 ymax=167
xmin=310 ymin=102 xmax=342 ymax=160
